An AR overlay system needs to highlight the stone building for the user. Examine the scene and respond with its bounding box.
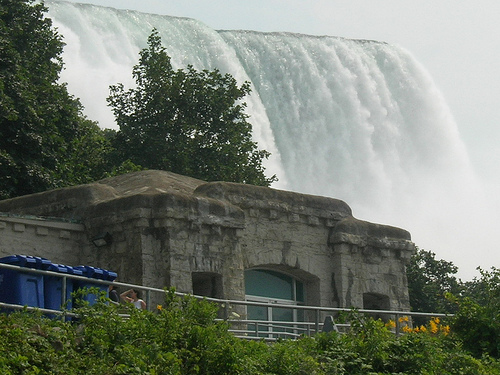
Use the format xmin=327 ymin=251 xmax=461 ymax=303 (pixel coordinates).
xmin=0 ymin=170 xmax=415 ymax=322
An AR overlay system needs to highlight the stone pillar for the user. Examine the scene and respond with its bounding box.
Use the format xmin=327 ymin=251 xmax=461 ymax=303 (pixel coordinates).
xmin=329 ymin=217 xmax=415 ymax=311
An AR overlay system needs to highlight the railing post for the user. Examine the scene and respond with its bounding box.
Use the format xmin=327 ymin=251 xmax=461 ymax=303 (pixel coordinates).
xmin=146 ymin=289 xmax=151 ymax=311
xmin=61 ymin=276 xmax=67 ymax=308
xmin=315 ymin=308 xmax=320 ymax=334
xmin=395 ymin=312 xmax=401 ymax=337
xmin=224 ymin=301 xmax=230 ymax=320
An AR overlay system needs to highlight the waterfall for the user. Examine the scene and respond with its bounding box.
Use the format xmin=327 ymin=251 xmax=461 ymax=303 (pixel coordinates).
xmin=45 ymin=1 xmax=490 ymax=278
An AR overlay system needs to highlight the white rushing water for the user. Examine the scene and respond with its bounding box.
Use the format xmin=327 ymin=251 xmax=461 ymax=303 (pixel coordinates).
xmin=45 ymin=1 xmax=495 ymax=279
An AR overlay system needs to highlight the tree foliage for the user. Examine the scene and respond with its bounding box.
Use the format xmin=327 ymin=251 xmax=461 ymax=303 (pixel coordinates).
xmin=0 ymin=0 xmax=112 ymax=199
xmin=407 ymin=249 xmax=500 ymax=359
xmin=451 ymin=267 xmax=500 ymax=359
xmin=406 ymin=248 xmax=462 ymax=314
xmin=108 ymin=30 xmax=276 ymax=186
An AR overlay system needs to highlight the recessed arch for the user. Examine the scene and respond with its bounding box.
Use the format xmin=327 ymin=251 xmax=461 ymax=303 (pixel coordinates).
xmin=245 ymin=268 xmax=304 ymax=303
xmin=244 ymin=267 xmax=317 ymax=338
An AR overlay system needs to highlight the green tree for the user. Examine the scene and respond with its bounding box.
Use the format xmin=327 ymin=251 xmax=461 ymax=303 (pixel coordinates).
xmin=52 ymin=119 xmax=113 ymax=187
xmin=462 ymin=266 xmax=500 ymax=306
xmin=451 ymin=267 xmax=500 ymax=359
xmin=0 ymin=0 xmax=111 ymax=200
xmin=406 ymin=248 xmax=462 ymax=314
xmin=107 ymin=29 xmax=277 ymax=186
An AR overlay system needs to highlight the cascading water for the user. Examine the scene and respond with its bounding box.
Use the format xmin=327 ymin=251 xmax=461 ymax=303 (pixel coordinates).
xmin=45 ymin=1 xmax=493 ymax=278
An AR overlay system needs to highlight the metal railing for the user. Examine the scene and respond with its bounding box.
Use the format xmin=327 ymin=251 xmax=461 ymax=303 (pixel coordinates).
xmin=0 ymin=263 xmax=452 ymax=340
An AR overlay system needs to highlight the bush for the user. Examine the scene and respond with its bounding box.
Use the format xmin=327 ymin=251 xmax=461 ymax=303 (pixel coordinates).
xmin=450 ymin=267 xmax=500 ymax=359
xmin=1 ymin=291 xmax=499 ymax=374
xmin=315 ymin=312 xmax=499 ymax=375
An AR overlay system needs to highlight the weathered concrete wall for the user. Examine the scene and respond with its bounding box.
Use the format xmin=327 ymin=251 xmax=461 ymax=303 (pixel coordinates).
xmin=195 ymin=181 xmax=352 ymax=308
xmin=0 ymin=214 xmax=84 ymax=266
xmin=195 ymin=182 xmax=415 ymax=311
xmin=329 ymin=218 xmax=414 ymax=311
xmin=0 ymin=170 xmax=415 ymax=312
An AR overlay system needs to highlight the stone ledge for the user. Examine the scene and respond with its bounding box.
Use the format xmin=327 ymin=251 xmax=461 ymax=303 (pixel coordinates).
xmin=0 ymin=214 xmax=85 ymax=232
xmin=330 ymin=232 xmax=414 ymax=251
xmin=195 ymin=181 xmax=353 ymax=220
xmin=329 ymin=217 xmax=414 ymax=252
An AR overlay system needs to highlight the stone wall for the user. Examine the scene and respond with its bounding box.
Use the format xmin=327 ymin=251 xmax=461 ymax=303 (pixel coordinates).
xmin=0 ymin=170 xmax=415 ymax=312
xmin=0 ymin=214 xmax=84 ymax=266
xmin=195 ymin=181 xmax=351 ymax=308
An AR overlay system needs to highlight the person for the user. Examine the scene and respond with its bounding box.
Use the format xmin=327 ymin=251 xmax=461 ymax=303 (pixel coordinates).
xmin=120 ymin=288 xmax=146 ymax=310
xmin=108 ymin=285 xmax=120 ymax=305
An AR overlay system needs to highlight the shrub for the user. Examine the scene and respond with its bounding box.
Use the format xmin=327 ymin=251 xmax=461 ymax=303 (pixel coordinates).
xmin=451 ymin=268 xmax=500 ymax=359
xmin=1 ymin=291 xmax=500 ymax=374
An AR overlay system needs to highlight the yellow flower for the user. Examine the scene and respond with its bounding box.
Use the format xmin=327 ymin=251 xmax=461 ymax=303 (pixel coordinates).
xmin=402 ymin=326 xmax=413 ymax=333
xmin=386 ymin=320 xmax=396 ymax=329
xmin=398 ymin=316 xmax=409 ymax=323
xmin=157 ymin=304 xmax=163 ymax=311
xmin=441 ymin=325 xmax=450 ymax=336
xmin=429 ymin=319 xmax=439 ymax=334
xmin=419 ymin=325 xmax=427 ymax=332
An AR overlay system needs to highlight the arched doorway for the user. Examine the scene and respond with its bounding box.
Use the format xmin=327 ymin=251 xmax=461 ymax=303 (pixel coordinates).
xmin=363 ymin=292 xmax=391 ymax=321
xmin=244 ymin=269 xmax=305 ymax=337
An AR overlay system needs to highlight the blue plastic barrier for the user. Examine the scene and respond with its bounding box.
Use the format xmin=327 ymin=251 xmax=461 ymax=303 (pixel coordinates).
xmin=0 ymin=255 xmax=45 ymax=308
xmin=44 ymin=264 xmax=83 ymax=311
xmin=0 ymin=255 xmax=118 ymax=311
xmin=73 ymin=265 xmax=118 ymax=305
xmin=25 ymin=255 xmax=52 ymax=270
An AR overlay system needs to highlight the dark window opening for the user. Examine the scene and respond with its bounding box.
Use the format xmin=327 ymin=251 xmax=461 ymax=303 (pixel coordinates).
xmin=363 ymin=292 xmax=390 ymax=321
xmin=192 ymin=272 xmax=223 ymax=299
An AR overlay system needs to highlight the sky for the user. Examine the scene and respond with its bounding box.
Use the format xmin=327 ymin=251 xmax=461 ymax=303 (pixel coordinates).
xmin=59 ymin=0 xmax=500 ymax=278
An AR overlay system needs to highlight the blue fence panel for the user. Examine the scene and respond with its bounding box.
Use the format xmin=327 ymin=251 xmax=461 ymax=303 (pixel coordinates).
xmin=0 ymin=255 xmax=118 ymax=312
xmin=44 ymin=264 xmax=84 ymax=311
xmin=0 ymin=255 xmax=45 ymax=308
xmin=73 ymin=265 xmax=117 ymax=306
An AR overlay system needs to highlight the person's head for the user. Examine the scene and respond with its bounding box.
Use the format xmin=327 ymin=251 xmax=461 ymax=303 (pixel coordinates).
xmin=131 ymin=289 xmax=140 ymax=299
